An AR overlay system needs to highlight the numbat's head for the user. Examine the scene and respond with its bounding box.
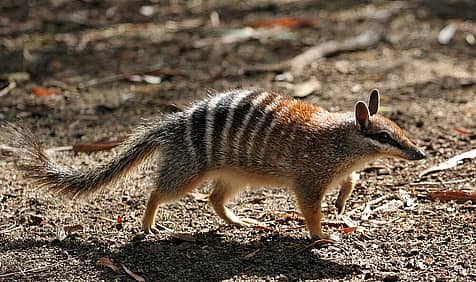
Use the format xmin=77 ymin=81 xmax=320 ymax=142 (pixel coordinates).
xmin=352 ymin=89 xmax=426 ymax=161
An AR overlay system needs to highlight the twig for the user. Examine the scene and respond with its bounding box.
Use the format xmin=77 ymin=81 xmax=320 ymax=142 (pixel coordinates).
xmin=77 ymin=64 xmax=164 ymax=89
xmin=44 ymin=146 xmax=73 ymax=154
xmin=0 ymin=224 xmax=22 ymax=234
xmin=245 ymin=6 xmax=400 ymax=75
xmin=0 ymin=144 xmax=22 ymax=155
xmin=346 ymin=194 xmax=393 ymax=216
xmin=419 ymin=149 xmax=476 ymax=177
xmin=77 ymin=73 xmax=131 ymax=89
xmin=289 ymin=23 xmax=386 ymax=74
xmin=410 ymin=179 xmax=471 ymax=186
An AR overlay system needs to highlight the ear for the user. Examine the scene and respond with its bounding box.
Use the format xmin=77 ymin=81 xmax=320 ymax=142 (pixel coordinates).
xmin=368 ymin=89 xmax=380 ymax=116
xmin=355 ymin=101 xmax=370 ymax=129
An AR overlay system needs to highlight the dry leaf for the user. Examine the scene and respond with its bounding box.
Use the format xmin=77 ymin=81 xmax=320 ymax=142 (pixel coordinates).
xmin=122 ymin=264 xmax=145 ymax=282
xmin=420 ymin=149 xmax=476 ymax=177
xmin=97 ymin=257 xmax=120 ymax=273
xmin=454 ymin=127 xmax=471 ymax=135
xmin=428 ymin=191 xmax=476 ymax=202
xmin=424 ymin=257 xmax=434 ymax=264
xmin=248 ymin=18 xmax=317 ymax=28
xmin=73 ymin=136 xmax=126 ymax=153
xmin=340 ymin=226 xmax=357 ymax=234
xmin=31 ymin=87 xmax=58 ymax=96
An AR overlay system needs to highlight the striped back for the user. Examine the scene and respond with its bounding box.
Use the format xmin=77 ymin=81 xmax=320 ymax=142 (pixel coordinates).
xmin=181 ymin=89 xmax=321 ymax=170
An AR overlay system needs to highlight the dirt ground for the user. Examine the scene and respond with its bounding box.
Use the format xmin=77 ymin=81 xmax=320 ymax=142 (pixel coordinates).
xmin=0 ymin=0 xmax=475 ymax=281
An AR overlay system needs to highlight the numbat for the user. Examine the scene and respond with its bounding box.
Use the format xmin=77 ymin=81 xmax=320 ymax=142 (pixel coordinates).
xmin=3 ymin=88 xmax=426 ymax=239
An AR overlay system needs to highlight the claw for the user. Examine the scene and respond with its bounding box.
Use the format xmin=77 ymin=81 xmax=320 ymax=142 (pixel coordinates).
xmin=143 ymin=225 xmax=160 ymax=237
xmin=235 ymin=217 xmax=260 ymax=227
xmin=311 ymin=232 xmax=340 ymax=242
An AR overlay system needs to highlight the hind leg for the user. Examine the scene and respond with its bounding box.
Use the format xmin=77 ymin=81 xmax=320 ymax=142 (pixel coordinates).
xmin=208 ymin=179 xmax=259 ymax=227
xmin=142 ymin=174 xmax=205 ymax=234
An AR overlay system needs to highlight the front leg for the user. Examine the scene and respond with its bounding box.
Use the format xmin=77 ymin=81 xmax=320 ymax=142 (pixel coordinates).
xmin=294 ymin=180 xmax=329 ymax=239
xmin=335 ymin=172 xmax=358 ymax=214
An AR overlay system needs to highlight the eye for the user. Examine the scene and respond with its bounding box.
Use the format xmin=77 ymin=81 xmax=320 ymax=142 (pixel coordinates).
xmin=377 ymin=132 xmax=390 ymax=143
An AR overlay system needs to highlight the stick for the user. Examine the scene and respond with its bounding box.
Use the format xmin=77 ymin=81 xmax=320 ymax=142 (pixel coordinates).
xmin=289 ymin=24 xmax=386 ymax=74
xmin=346 ymin=194 xmax=393 ymax=216
xmin=410 ymin=179 xmax=471 ymax=186
xmin=245 ymin=6 xmax=403 ymax=75
xmin=77 ymin=64 xmax=164 ymax=89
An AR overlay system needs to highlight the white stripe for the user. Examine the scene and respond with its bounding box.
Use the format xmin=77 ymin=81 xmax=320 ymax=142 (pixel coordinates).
xmin=218 ymin=90 xmax=252 ymax=164
xmin=257 ymin=99 xmax=297 ymax=162
xmin=246 ymin=95 xmax=282 ymax=160
xmin=232 ymin=91 xmax=270 ymax=158
xmin=185 ymin=104 xmax=199 ymax=161
xmin=204 ymin=95 xmax=223 ymax=165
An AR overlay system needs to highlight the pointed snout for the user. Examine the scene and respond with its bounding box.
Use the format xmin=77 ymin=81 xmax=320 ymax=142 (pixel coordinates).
xmin=404 ymin=146 xmax=426 ymax=160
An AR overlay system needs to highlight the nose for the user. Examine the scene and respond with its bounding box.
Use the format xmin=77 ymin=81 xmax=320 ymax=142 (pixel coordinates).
xmin=409 ymin=147 xmax=426 ymax=160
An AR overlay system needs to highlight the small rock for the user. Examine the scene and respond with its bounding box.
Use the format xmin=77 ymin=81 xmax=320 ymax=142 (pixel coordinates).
xmin=351 ymin=84 xmax=362 ymax=93
xmin=438 ymin=24 xmax=457 ymax=45
xmin=465 ymin=33 xmax=475 ymax=45
xmin=140 ymin=5 xmax=155 ymax=17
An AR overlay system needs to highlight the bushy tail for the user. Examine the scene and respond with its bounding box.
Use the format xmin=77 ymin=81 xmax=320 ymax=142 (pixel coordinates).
xmin=2 ymin=122 xmax=162 ymax=199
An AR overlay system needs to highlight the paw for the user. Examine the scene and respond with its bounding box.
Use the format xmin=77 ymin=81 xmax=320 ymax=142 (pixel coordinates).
xmin=231 ymin=217 xmax=262 ymax=228
xmin=143 ymin=225 xmax=160 ymax=236
xmin=314 ymin=231 xmax=331 ymax=240
xmin=335 ymin=199 xmax=346 ymax=215
xmin=311 ymin=232 xmax=340 ymax=242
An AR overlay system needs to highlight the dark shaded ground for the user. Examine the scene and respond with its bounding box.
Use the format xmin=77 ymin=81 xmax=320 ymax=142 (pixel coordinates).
xmin=0 ymin=0 xmax=475 ymax=281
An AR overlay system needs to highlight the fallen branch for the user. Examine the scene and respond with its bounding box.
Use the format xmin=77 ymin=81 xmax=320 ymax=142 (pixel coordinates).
xmin=289 ymin=23 xmax=386 ymax=74
xmin=77 ymin=65 xmax=175 ymax=89
xmin=410 ymin=179 xmax=471 ymax=186
xmin=245 ymin=8 xmax=398 ymax=75
xmin=347 ymin=194 xmax=393 ymax=216
xmin=420 ymin=149 xmax=476 ymax=177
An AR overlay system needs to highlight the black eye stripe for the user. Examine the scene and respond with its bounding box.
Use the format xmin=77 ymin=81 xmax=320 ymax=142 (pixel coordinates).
xmin=365 ymin=132 xmax=404 ymax=149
